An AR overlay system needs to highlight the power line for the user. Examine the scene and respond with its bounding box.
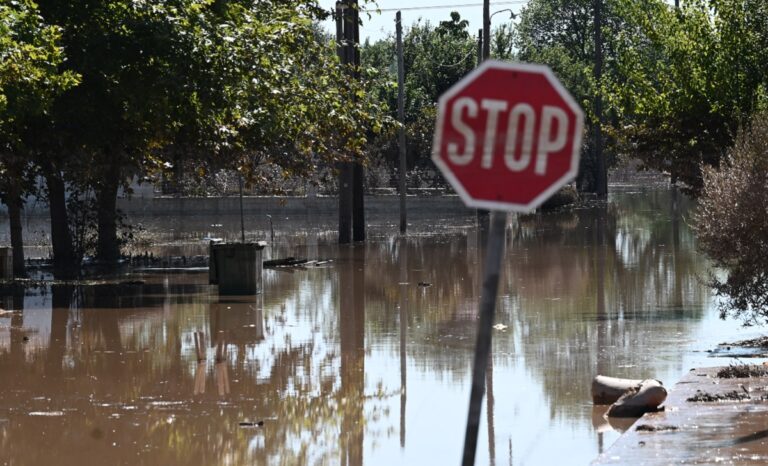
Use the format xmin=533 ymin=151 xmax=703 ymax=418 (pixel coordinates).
xmin=368 ymin=2 xmax=527 ymax=13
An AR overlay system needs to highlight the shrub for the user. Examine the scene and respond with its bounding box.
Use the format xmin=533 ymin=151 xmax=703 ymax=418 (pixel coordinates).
xmin=695 ymin=112 xmax=768 ymax=325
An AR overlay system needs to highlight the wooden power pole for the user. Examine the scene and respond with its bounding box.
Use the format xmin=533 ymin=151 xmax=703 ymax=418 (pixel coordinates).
xmin=476 ymin=25 xmax=490 ymax=228
xmin=396 ymin=11 xmax=407 ymax=235
xmin=482 ymin=0 xmax=490 ymax=61
xmin=336 ymin=2 xmax=353 ymax=244
xmin=348 ymin=1 xmax=366 ymax=242
xmin=594 ymin=0 xmax=607 ymax=197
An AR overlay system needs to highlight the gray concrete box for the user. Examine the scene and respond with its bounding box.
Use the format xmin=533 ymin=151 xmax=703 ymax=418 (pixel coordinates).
xmin=209 ymin=242 xmax=266 ymax=295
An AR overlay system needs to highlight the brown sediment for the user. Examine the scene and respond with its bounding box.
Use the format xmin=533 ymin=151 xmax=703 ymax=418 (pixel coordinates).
xmin=636 ymin=424 xmax=679 ymax=432
xmin=721 ymin=336 xmax=768 ymax=348
xmin=686 ymin=389 xmax=750 ymax=402
xmin=716 ymin=364 xmax=768 ymax=379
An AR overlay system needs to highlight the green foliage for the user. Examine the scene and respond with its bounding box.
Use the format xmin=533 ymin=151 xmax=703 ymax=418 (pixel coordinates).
xmin=695 ymin=112 xmax=768 ymax=324
xmin=0 ymin=0 xmax=78 ymax=214
xmin=0 ymin=0 xmax=78 ymax=136
xmin=403 ymin=12 xmax=476 ymax=108
xmin=362 ymin=12 xmax=476 ymax=181
xmin=34 ymin=0 xmax=386 ymax=182
xmin=608 ymin=0 xmax=768 ymax=193
xmin=513 ymin=0 xmax=627 ymax=191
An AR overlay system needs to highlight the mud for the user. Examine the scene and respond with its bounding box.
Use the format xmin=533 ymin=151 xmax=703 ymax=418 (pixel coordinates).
xmin=636 ymin=424 xmax=679 ymax=432
xmin=723 ymin=336 xmax=768 ymax=348
xmin=686 ymin=389 xmax=751 ymax=402
xmin=716 ymin=364 xmax=768 ymax=379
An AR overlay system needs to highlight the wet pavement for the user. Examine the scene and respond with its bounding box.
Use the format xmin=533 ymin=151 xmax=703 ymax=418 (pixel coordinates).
xmin=593 ymin=366 xmax=768 ymax=465
xmin=1 ymin=187 xmax=766 ymax=465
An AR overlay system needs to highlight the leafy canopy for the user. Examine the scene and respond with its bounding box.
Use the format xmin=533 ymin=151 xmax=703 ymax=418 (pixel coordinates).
xmin=608 ymin=0 xmax=768 ymax=192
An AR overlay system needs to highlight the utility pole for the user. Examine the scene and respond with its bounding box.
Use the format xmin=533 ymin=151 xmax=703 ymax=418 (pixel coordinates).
xmin=476 ymin=26 xmax=489 ymax=228
xmin=482 ymin=0 xmax=490 ymax=61
xmin=594 ymin=0 xmax=607 ymax=197
xmin=349 ymin=0 xmax=366 ymax=242
xmin=477 ymin=28 xmax=483 ymax=67
xmin=336 ymin=2 xmax=353 ymax=244
xmin=396 ymin=11 xmax=407 ymax=235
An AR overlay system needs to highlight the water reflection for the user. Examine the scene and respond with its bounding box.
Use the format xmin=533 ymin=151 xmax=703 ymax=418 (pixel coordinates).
xmin=0 ymin=187 xmax=759 ymax=465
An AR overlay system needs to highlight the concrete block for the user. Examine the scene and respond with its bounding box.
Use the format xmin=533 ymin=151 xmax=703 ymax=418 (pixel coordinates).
xmin=209 ymin=242 xmax=266 ymax=295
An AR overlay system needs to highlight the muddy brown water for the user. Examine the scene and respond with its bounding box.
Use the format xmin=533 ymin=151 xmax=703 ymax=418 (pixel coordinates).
xmin=0 ymin=187 xmax=764 ymax=465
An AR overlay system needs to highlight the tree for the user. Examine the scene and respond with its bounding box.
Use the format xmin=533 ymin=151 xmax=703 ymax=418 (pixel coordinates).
xmin=513 ymin=0 xmax=627 ymax=192
xmin=0 ymin=0 xmax=79 ymax=277
xmin=32 ymin=0 xmax=387 ymax=273
xmin=608 ymin=0 xmax=768 ymax=193
xmin=362 ymin=12 xmax=476 ymax=182
xmin=695 ymin=112 xmax=768 ymax=324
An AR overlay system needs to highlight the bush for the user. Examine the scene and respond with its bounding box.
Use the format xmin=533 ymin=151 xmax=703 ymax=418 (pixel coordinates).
xmin=695 ymin=112 xmax=768 ymax=325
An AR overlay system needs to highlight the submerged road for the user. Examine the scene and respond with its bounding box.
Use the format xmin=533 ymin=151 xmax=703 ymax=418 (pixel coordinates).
xmin=594 ymin=366 xmax=768 ymax=465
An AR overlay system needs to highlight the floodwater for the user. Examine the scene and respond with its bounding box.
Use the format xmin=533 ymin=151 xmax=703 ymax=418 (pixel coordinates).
xmin=0 ymin=187 xmax=763 ymax=466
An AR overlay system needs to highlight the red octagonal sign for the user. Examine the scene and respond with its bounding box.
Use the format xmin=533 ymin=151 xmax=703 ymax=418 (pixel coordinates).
xmin=432 ymin=60 xmax=584 ymax=212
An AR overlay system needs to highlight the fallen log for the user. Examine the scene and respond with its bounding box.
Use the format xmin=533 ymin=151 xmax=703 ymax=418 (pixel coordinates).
xmin=263 ymin=257 xmax=308 ymax=268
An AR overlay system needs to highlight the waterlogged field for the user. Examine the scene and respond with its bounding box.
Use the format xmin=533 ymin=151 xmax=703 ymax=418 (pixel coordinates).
xmin=0 ymin=187 xmax=761 ymax=465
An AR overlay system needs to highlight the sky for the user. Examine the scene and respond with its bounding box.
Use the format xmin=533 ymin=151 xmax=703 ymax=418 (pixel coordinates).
xmin=319 ymin=1 xmax=529 ymax=43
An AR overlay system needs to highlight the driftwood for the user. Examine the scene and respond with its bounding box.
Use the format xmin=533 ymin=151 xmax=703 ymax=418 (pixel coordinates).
xmin=263 ymin=258 xmax=333 ymax=268
xmin=263 ymin=257 xmax=308 ymax=268
xmin=592 ymin=375 xmax=667 ymax=418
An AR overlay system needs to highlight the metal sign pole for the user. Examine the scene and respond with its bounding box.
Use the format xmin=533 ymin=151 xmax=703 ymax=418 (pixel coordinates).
xmin=462 ymin=210 xmax=507 ymax=466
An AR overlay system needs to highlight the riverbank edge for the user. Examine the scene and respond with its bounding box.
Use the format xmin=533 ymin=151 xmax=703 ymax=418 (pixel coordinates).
xmin=592 ymin=365 xmax=768 ymax=465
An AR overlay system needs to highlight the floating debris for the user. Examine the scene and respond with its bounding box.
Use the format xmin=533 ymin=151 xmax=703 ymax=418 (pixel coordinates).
xmin=264 ymin=257 xmax=308 ymax=268
xmin=149 ymin=401 xmax=185 ymax=407
xmin=239 ymin=420 xmax=264 ymax=428
xmin=29 ymin=411 xmax=65 ymax=417
xmin=417 ymin=282 xmax=432 ymax=287
xmin=493 ymin=324 xmax=508 ymax=331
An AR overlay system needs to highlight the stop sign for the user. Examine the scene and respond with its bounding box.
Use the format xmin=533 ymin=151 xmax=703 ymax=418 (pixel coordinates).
xmin=432 ymin=60 xmax=584 ymax=212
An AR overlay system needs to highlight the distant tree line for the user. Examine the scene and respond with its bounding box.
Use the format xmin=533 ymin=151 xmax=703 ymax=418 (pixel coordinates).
xmin=3 ymin=0 xmax=768 ymax=286
xmin=362 ymin=0 xmax=768 ymax=194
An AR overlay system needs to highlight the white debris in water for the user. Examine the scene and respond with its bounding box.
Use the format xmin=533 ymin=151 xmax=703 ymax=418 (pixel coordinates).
xmin=149 ymin=401 xmax=184 ymax=407
xmin=29 ymin=411 xmax=64 ymax=417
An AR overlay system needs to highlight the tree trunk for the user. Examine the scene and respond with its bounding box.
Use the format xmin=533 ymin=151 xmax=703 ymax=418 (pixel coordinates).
xmin=96 ymin=165 xmax=121 ymax=265
xmin=44 ymin=168 xmax=78 ymax=280
xmin=6 ymin=188 xmax=26 ymax=278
